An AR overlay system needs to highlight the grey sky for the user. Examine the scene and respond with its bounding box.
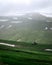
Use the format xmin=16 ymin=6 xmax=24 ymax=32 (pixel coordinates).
xmin=0 ymin=0 xmax=52 ymax=16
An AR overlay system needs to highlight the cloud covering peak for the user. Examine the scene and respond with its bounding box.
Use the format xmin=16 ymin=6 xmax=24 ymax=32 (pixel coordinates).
xmin=0 ymin=0 xmax=52 ymax=16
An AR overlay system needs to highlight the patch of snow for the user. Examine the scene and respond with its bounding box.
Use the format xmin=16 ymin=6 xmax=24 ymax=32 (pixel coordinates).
xmin=40 ymin=13 xmax=52 ymax=17
xmin=28 ymin=17 xmax=32 ymax=20
xmin=45 ymin=49 xmax=52 ymax=51
xmin=7 ymin=25 xmax=12 ymax=29
xmin=0 ymin=43 xmax=15 ymax=47
xmin=11 ymin=21 xmax=23 ymax=23
xmin=13 ymin=17 xmax=18 ymax=20
xmin=45 ymin=27 xmax=48 ymax=30
xmin=0 ymin=19 xmax=8 ymax=22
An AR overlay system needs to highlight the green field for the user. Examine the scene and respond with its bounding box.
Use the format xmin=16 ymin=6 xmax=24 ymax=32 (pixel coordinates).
xmin=0 ymin=39 xmax=52 ymax=65
xmin=0 ymin=13 xmax=52 ymax=65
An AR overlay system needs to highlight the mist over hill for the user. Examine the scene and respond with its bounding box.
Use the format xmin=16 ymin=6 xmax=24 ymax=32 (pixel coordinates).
xmin=0 ymin=12 xmax=52 ymax=44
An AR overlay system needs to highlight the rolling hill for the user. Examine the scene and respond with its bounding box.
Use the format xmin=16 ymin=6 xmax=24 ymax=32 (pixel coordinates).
xmin=0 ymin=12 xmax=52 ymax=44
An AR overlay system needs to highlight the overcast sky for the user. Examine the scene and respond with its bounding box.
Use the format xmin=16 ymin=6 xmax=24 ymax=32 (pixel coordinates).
xmin=0 ymin=0 xmax=52 ymax=16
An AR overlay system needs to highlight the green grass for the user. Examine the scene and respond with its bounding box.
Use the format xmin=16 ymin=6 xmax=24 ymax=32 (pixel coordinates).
xmin=0 ymin=50 xmax=52 ymax=65
xmin=0 ymin=39 xmax=52 ymax=51
xmin=0 ymin=39 xmax=52 ymax=65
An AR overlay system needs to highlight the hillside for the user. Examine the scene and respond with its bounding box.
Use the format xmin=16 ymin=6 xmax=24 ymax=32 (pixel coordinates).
xmin=0 ymin=39 xmax=52 ymax=65
xmin=0 ymin=13 xmax=52 ymax=44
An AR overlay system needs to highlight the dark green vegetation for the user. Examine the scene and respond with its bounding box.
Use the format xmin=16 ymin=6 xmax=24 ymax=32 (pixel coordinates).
xmin=0 ymin=39 xmax=52 ymax=65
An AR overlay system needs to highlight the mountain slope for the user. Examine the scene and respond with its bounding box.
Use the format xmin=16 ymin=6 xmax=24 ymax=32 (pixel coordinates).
xmin=0 ymin=13 xmax=52 ymax=44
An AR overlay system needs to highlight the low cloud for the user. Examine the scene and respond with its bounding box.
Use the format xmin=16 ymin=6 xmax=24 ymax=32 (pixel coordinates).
xmin=0 ymin=0 xmax=52 ymax=16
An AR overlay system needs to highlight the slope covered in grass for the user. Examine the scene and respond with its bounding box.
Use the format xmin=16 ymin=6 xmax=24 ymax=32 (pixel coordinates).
xmin=0 ymin=39 xmax=52 ymax=65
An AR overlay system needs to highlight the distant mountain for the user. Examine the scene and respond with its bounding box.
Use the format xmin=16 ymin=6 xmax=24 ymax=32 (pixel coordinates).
xmin=0 ymin=12 xmax=52 ymax=44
